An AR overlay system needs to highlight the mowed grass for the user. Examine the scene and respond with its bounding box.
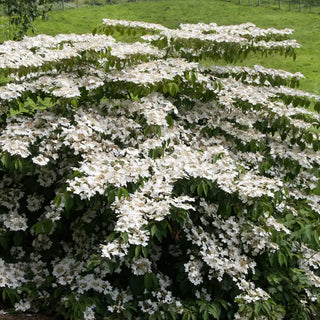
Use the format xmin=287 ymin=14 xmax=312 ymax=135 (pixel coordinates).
xmin=5 ymin=0 xmax=320 ymax=93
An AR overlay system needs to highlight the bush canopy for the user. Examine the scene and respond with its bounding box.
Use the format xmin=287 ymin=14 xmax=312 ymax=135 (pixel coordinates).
xmin=0 ymin=19 xmax=320 ymax=320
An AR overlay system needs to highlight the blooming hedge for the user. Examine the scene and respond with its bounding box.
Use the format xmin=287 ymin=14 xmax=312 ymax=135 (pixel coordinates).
xmin=0 ymin=19 xmax=320 ymax=320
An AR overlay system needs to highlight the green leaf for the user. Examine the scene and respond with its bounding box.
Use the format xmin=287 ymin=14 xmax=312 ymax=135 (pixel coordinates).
xmin=166 ymin=115 xmax=174 ymax=126
xmin=135 ymin=246 xmax=141 ymax=257
xmin=118 ymin=187 xmax=129 ymax=199
xmin=144 ymin=272 xmax=158 ymax=291
xmin=104 ymin=61 xmax=110 ymax=72
xmin=31 ymin=222 xmax=43 ymax=235
xmin=209 ymin=303 xmax=221 ymax=319
xmin=1 ymin=154 xmax=10 ymax=168
xmin=278 ymin=251 xmax=287 ymax=267
xmin=120 ymin=232 xmax=129 ymax=244
xmin=87 ymin=255 xmax=101 ymax=271
xmin=202 ymin=181 xmax=208 ymax=196
xmin=190 ymin=180 xmax=198 ymax=193
xmin=162 ymin=83 xmax=168 ymax=94
xmin=107 ymin=188 xmax=116 ymax=203
xmin=64 ymin=193 xmax=74 ymax=214
xmin=151 ymin=225 xmax=157 ymax=237
xmin=197 ymin=181 xmax=203 ymax=196
xmin=70 ymin=98 xmax=78 ymax=108
xmin=13 ymin=232 xmax=23 ymax=246
xmin=168 ymin=83 xmax=179 ymax=96
xmin=0 ymin=237 xmax=8 ymax=250
xmin=43 ymin=220 xmax=53 ymax=234
xmin=169 ymin=311 xmax=177 ymax=320
xmin=53 ymin=193 xmax=62 ymax=206
xmin=142 ymin=246 xmax=149 ymax=258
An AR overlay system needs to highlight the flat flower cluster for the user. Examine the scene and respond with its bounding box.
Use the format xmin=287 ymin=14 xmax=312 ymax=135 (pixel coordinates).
xmin=0 ymin=19 xmax=319 ymax=320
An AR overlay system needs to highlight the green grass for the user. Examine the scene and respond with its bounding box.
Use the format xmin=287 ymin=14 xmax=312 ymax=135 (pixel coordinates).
xmin=3 ymin=0 xmax=320 ymax=93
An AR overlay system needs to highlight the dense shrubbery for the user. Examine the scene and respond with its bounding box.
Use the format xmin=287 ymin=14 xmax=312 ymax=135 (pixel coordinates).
xmin=0 ymin=19 xmax=320 ymax=320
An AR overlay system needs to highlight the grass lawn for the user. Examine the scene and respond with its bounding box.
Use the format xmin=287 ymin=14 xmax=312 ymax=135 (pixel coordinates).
xmin=2 ymin=0 xmax=320 ymax=93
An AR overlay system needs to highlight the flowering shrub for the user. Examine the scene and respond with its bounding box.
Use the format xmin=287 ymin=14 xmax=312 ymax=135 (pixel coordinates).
xmin=0 ymin=19 xmax=320 ymax=320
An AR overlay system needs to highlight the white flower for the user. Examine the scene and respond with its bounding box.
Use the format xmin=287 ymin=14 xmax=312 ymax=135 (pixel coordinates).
xmin=83 ymin=305 xmax=96 ymax=320
xmin=26 ymin=194 xmax=45 ymax=212
xmin=14 ymin=300 xmax=31 ymax=312
xmin=131 ymin=257 xmax=151 ymax=275
xmin=184 ymin=259 xmax=203 ymax=285
xmin=32 ymin=154 xmax=50 ymax=166
xmin=2 ymin=213 xmax=28 ymax=231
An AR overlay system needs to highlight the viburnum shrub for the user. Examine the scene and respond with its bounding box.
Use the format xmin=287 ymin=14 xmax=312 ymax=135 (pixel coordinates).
xmin=0 ymin=19 xmax=320 ymax=320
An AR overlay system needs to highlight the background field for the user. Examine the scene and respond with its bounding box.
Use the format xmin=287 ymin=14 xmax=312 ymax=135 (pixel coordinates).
xmin=2 ymin=0 xmax=319 ymax=94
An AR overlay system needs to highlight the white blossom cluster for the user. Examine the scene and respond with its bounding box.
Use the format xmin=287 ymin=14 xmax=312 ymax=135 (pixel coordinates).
xmin=204 ymin=64 xmax=304 ymax=86
xmin=0 ymin=19 xmax=319 ymax=320
xmin=106 ymin=58 xmax=198 ymax=85
xmin=0 ymin=33 xmax=115 ymax=71
xmin=0 ymin=259 xmax=26 ymax=289
xmin=0 ymin=41 xmax=163 ymax=104
xmin=102 ymin=18 xmax=167 ymax=32
xmin=104 ymin=19 xmax=299 ymax=51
